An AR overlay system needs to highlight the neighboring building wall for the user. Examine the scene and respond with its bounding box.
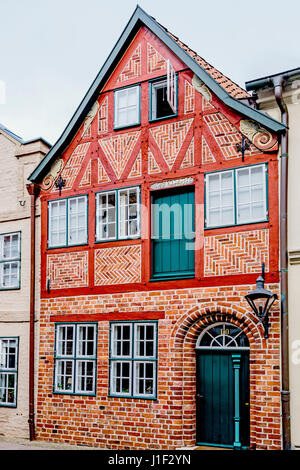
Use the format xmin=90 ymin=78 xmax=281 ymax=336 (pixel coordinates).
xmin=0 ymin=128 xmax=50 ymax=437
xmin=253 ymin=81 xmax=300 ymax=449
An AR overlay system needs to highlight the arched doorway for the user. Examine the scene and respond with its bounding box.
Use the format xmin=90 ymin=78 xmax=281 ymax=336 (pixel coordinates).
xmin=195 ymin=322 xmax=250 ymax=449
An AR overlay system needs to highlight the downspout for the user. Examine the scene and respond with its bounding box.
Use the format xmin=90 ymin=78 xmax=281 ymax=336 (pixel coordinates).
xmin=26 ymin=183 xmax=40 ymax=441
xmin=272 ymin=76 xmax=291 ymax=450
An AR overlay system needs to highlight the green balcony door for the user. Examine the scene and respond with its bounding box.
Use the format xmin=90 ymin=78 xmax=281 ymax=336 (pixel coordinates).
xmin=151 ymin=187 xmax=195 ymax=280
xmin=196 ymin=323 xmax=250 ymax=448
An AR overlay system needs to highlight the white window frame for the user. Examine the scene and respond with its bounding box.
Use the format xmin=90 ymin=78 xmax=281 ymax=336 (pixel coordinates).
xmin=114 ymin=85 xmax=140 ymax=129
xmin=0 ymin=232 xmax=21 ymax=290
xmin=205 ymin=170 xmax=235 ymax=228
xmin=0 ymin=337 xmax=18 ymax=407
xmin=150 ymin=75 xmax=177 ymax=121
xmin=236 ymin=164 xmax=267 ymax=225
xmin=95 ymin=190 xmax=117 ymax=241
xmin=205 ymin=164 xmax=268 ymax=228
xmin=110 ymin=322 xmax=157 ymax=398
xmin=48 ymin=196 xmax=88 ymax=248
xmin=54 ymin=323 xmax=97 ymax=395
xmin=118 ymin=187 xmax=140 ymax=240
xmin=96 ymin=187 xmax=140 ymax=242
xmin=68 ymin=196 xmax=88 ymax=246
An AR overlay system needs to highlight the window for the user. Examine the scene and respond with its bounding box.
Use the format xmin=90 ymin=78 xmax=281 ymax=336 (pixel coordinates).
xmin=205 ymin=164 xmax=267 ymax=228
xmin=0 ymin=232 xmax=21 ymax=290
xmin=0 ymin=338 xmax=18 ymax=407
xmin=114 ymin=86 xmax=140 ymax=129
xmin=54 ymin=324 xmax=97 ymax=395
xmin=150 ymin=77 xmax=177 ymax=121
xmin=96 ymin=187 xmax=140 ymax=241
xmin=110 ymin=322 xmax=157 ymax=398
xmin=151 ymin=187 xmax=195 ymax=280
xmin=48 ymin=196 xmax=88 ymax=247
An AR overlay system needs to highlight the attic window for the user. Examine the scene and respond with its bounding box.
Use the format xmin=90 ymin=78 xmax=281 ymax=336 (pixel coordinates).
xmin=150 ymin=78 xmax=177 ymax=121
xmin=114 ymin=85 xmax=140 ymax=129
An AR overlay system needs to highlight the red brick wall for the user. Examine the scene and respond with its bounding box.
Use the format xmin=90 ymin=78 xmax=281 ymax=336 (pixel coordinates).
xmin=36 ymin=283 xmax=281 ymax=450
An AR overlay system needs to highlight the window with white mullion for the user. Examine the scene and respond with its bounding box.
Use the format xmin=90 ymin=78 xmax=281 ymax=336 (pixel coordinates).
xmin=134 ymin=323 xmax=156 ymax=359
xmin=77 ymin=325 xmax=96 ymax=358
xmin=48 ymin=200 xmax=67 ymax=247
xmin=0 ymin=338 xmax=18 ymax=406
xmin=236 ymin=165 xmax=266 ymax=224
xmin=110 ymin=360 xmax=132 ymax=396
xmin=68 ymin=196 xmax=87 ymax=245
xmin=2 ymin=233 xmax=20 ymax=261
xmin=55 ymin=359 xmax=74 ymax=392
xmin=111 ymin=323 xmax=132 ymax=358
xmin=206 ymin=171 xmax=234 ymax=227
xmin=1 ymin=261 xmax=19 ymax=289
xmin=0 ymin=233 xmax=20 ymax=290
xmin=56 ymin=325 xmax=75 ymax=357
xmin=118 ymin=187 xmax=140 ymax=239
xmin=75 ymin=360 xmax=96 ymax=394
xmin=96 ymin=191 xmax=116 ymax=241
xmin=133 ymin=361 xmax=156 ymax=397
xmin=114 ymin=86 xmax=140 ymax=128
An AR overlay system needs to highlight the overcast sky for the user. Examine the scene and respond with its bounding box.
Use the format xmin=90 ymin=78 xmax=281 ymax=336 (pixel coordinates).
xmin=0 ymin=0 xmax=299 ymax=145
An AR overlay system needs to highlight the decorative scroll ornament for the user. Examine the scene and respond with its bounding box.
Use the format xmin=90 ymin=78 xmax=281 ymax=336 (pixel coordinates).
xmin=239 ymin=119 xmax=277 ymax=151
xmin=82 ymin=100 xmax=100 ymax=135
xmin=40 ymin=158 xmax=64 ymax=191
xmin=192 ymin=74 xmax=212 ymax=102
xmin=151 ymin=177 xmax=194 ymax=191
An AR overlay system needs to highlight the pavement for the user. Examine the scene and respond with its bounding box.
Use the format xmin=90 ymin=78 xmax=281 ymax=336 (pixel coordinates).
xmin=0 ymin=436 xmax=99 ymax=451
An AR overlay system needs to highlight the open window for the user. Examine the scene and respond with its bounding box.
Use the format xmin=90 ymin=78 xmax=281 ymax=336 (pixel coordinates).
xmin=150 ymin=62 xmax=177 ymax=121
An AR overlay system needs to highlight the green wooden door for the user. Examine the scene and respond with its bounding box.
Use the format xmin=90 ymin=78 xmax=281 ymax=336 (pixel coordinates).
xmin=151 ymin=187 xmax=195 ymax=280
xmin=196 ymin=350 xmax=250 ymax=448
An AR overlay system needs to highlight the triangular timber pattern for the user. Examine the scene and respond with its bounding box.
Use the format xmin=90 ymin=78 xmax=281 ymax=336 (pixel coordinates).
xmin=79 ymin=160 xmax=91 ymax=188
xmin=150 ymin=119 xmax=193 ymax=170
xmin=52 ymin=143 xmax=90 ymax=192
xmin=99 ymin=131 xmax=141 ymax=179
xmin=204 ymin=229 xmax=269 ymax=277
xmin=98 ymin=97 xmax=108 ymax=135
xmin=184 ymin=80 xmax=195 ymax=114
xmin=204 ymin=112 xmax=260 ymax=160
xmin=128 ymin=150 xmax=142 ymax=179
xmin=116 ymin=44 xmax=142 ymax=83
xmin=97 ymin=159 xmax=111 ymax=184
xmin=180 ymin=137 xmax=194 ymax=168
xmin=95 ymin=245 xmax=142 ymax=285
xmin=148 ymin=148 xmax=161 ymax=174
xmin=147 ymin=42 xmax=167 ymax=73
xmin=202 ymin=136 xmax=216 ymax=164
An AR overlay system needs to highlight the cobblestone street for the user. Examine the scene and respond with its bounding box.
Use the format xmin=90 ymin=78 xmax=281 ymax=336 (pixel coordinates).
xmin=0 ymin=437 xmax=97 ymax=451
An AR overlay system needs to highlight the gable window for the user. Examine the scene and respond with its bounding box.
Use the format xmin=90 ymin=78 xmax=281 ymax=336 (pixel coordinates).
xmin=150 ymin=77 xmax=177 ymax=121
xmin=114 ymin=85 xmax=140 ymax=129
xmin=0 ymin=232 xmax=21 ymax=290
xmin=151 ymin=187 xmax=195 ymax=280
xmin=205 ymin=164 xmax=268 ymax=228
xmin=109 ymin=322 xmax=157 ymax=398
xmin=96 ymin=187 xmax=140 ymax=241
xmin=0 ymin=338 xmax=18 ymax=407
xmin=54 ymin=323 xmax=97 ymax=395
xmin=48 ymin=196 xmax=88 ymax=248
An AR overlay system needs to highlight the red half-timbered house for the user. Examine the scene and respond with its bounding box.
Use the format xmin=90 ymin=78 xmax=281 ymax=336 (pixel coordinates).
xmin=29 ymin=6 xmax=285 ymax=450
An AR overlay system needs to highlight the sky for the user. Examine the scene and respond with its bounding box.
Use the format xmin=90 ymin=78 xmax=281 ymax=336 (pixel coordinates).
xmin=0 ymin=0 xmax=299 ymax=145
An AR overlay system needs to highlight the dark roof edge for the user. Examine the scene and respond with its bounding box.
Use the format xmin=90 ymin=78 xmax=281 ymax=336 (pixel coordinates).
xmin=0 ymin=123 xmax=51 ymax=148
xmin=29 ymin=5 xmax=285 ymax=183
xmin=246 ymin=67 xmax=300 ymax=92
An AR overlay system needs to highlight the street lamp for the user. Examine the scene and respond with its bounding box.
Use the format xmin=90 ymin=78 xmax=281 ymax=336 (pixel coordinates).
xmin=244 ymin=264 xmax=277 ymax=339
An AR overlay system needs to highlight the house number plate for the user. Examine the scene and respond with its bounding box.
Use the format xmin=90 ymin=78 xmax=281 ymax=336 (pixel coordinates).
xmin=151 ymin=177 xmax=194 ymax=191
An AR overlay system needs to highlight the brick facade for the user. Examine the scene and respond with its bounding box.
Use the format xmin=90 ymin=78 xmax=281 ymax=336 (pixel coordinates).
xmin=36 ymin=284 xmax=281 ymax=450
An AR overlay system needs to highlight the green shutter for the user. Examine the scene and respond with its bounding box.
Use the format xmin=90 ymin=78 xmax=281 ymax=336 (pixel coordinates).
xmin=152 ymin=187 xmax=195 ymax=280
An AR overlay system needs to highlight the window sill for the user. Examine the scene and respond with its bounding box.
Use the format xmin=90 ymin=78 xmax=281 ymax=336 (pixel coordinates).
xmin=0 ymin=286 xmax=20 ymax=291
xmin=108 ymin=394 xmax=158 ymax=400
xmin=113 ymin=122 xmax=141 ymax=131
xmin=52 ymin=391 xmax=96 ymax=397
xmin=150 ymin=273 xmax=195 ymax=282
xmin=204 ymin=218 xmax=269 ymax=231
xmin=149 ymin=114 xmax=177 ymax=123
xmin=47 ymin=242 xmax=89 ymax=250
xmin=0 ymin=403 xmax=17 ymax=408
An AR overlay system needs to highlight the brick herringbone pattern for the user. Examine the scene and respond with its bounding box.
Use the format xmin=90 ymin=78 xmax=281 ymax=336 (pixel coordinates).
xmin=147 ymin=43 xmax=167 ymax=73
xmin=79 ymin=160 xmax=91 ymax=187
xmin=202 ymin=136 xmax=216 ymax=164
xmin=202 ymin=95 xmax=215 ymax=111
xmin=47 ymin=251 xmax=89 ymax=289
xmin=128 ymin=150 xmax=142 ymax=179
xmin=180 ymin=137 xmax=194 ymax=168
xmin=95 ymin=245 xmax=141 ymax=285
xmin=99 ymin=131 xmax=140 ymax=179
xmin=98 ymin=97 xmax=108 ymax=135
xmin=150 ymin=119 xmax=193 ymax=170
xmin=98 ymin=159 xmax=110 ymax=184
xmin=116 ymin=44 xmax=141 ymax=83
xmin=148 ymin=148 xmax=161 ymax=174
xmin=204 ymin=229 xmax=269 ymax=277
xmin=55 ymin=143 xmax=90 ymax=191
xmin=184 ymin=80 xmax=195 ymax=114
xmin=204 ymin=112 xmax=259 ymax=160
